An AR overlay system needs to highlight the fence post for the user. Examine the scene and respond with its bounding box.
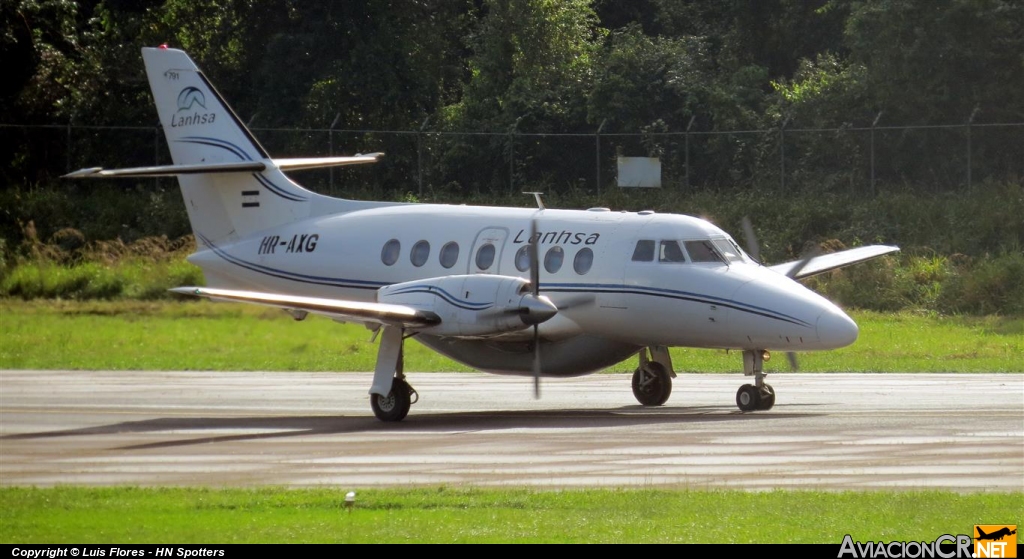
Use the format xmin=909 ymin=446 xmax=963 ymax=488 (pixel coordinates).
xmin=508 ymin=117 xmax=521 ymax=195
xmin=329 ymin=113 xmax=341 ymax=194
xmin=418 ymin=116 xmax=430 ymax=198
xmin=967 ymin=106 xmax=979 ymax=193
xmin=779 ymin=115 xmax=791 ymax=191
xmin=154 ymin=125 xmax=161 ymax=189
xmin=595 ymin=119 xmax=606 ymax=196
xmin=66 ymin=122 xmax=72 ymax=173
xmin=870 ymin=111 xmax=882 ymax=196
xmin=685 ymin=115 xmax=696 ymax=190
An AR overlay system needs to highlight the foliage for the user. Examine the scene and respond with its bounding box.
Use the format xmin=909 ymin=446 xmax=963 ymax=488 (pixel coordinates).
xmin=0 ymin=231 xmax=200 ymax=300
xmin=2 ymin=0 xmax=1023 ymax=192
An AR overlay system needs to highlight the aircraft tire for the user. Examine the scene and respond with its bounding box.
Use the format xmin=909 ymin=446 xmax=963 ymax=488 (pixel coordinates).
xmin=371 ymin=378 xmax=412 ymax=422
xmin=736 ymin=384 xmax=761 ymax=412
xmin=632 ymin=363 xmax=672 ymax=406
xmin=757 ymin=384 xmax=776 ymax=411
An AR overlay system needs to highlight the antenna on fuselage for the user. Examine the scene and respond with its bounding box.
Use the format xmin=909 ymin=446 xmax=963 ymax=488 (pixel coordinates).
xmin=522 ymin=192 xmax=545 ymax=210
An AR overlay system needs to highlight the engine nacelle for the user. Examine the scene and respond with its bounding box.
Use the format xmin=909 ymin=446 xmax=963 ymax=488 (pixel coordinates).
xmin=377 ymin=275 xmax=556 ymax=337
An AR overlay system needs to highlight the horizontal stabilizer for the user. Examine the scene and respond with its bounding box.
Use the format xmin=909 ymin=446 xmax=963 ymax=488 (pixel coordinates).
xmin=274 ymin=152 xmax=384 ymax=171
xmin=170 ymin=286 xmax=439 ymax=328
xmin=62 ymin=153 xmax=383 ymax=179
xmin=769 ymin=245 xmax=900 ymax=279
xmin=63 ymin=161 xmax=266 ymax=179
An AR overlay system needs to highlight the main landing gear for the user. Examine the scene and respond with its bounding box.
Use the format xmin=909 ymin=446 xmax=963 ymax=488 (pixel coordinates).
xmin=369 ymin=326 xmax=418 ymax=422
xmin=631 ymin=346 xmax=676 ymax=406
xmin=736 ymin=349 xmax=775 ymax=412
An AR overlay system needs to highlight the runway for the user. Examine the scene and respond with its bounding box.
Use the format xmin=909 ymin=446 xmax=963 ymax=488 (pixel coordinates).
xmin=1 ymin=370 xmax=1021 ymax=491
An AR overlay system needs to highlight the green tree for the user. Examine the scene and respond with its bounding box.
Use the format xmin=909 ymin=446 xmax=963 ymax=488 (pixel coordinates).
xmin=438 ymin=0 xmax=605 ymax=192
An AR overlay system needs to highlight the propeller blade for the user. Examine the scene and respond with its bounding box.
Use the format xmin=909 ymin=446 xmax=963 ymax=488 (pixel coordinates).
xmin=532 ymin=324 xmax=541 ymax=399
xmin=552 ymin=293 xmax=596 ymax=311
xmin=529 ymin=216 xmax=540 ymax=296
xmin=741 ymin=216 xmax=761 ymax=263
xmin=786 ymin=351 xmax=799 ymax=371
xmin=529 ymin=214 xmax=543 ymax=398
xmin=785 ymin=245 xmax=822 ymax=279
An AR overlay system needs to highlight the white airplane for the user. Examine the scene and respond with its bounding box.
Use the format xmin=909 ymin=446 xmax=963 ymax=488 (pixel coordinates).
xmin=66 ymin=46 xmax=900 ymax=421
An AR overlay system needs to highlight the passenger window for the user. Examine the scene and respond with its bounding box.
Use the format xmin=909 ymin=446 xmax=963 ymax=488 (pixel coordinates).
xmin=410 ymin=240 xmax=430 ymax=267
xmin=573 ymin=247 xmax=593 ymax=275
xmin=684 ymin=240 xmax=725 ymax=263
xmin=659 ymin=240 xmax=686 ymax=263
xmin=632 ymin=240 xmax=655 ymax=262
xmin=439 ymin=242 xmax=459 ymax=268
xmin=381 ymin=239 xmax=400 ymax=266
xmin=515 ymin=245 xmax=531 ymax=272
xmin=544 ymin=246 xmax=564 ymax=273
xmin=475 ymin=243 xmax=496 ymax=270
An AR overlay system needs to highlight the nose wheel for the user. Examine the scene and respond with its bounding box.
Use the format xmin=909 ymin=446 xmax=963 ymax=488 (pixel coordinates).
xmin=737 ymin=349 xmax=775 ymax=412
xmin=736 ymin=383 xmax=774 ymax=411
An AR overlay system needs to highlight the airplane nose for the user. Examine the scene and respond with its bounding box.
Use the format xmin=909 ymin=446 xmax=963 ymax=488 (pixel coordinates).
xmin=816 ymin=309 xmax=859 ymax=348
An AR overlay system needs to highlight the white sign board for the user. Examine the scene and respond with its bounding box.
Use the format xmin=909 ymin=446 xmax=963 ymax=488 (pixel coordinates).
xmin=617 ymin=157 xmax=662 ymax=188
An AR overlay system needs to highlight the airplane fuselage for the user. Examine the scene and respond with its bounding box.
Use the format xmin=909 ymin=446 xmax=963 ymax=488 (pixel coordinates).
xmin=70 ymin=46 xmax=895 ymax=419
xmin=188 ymin=203 xmax=858 ymax=376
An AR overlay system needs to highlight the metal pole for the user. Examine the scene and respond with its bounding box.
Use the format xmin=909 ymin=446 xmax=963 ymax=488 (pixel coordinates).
xmin=329 ymin=113 xmax=340 ymax=194
xmin=418 ymin=116 xmax=429 ymax=198
xmin=685 ymin=115 xmax=696 ymax=190
xmin=509 ymin=129 xmax=514 ymax=195
xmin=871 ymin=111 xmax=882 ymax=196
xmin=595 ymin=119 xmax=606 ymax=196
xmin=967 ymin=106 xmax=979 ymax=193
xmin=509 ymin=117 xmax=521 ymax=195
xmin=66 ymin=122 xmax=72 ymax=173
xmin=154 ymin=126 xmax=160 ymax=189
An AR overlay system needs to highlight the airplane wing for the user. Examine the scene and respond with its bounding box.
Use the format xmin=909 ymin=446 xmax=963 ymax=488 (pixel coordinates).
xmin=170 ymin=286 xmax=439 ymax=328
xmin=768 ymin=245 xmax=900 ymax=279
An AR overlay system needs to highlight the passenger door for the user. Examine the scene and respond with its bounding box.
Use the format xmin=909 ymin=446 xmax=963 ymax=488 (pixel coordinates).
xmin=468 ymin=227 xmax=509 ymax=275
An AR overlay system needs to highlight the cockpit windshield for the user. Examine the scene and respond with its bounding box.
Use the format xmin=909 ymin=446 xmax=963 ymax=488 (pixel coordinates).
xmin=712 ymin=238 xmax=746 ymax=263
xmin=684 ymin=240 xmax=724 ymax=263
xmin=683 ymin=238 xmax=746 ymax=265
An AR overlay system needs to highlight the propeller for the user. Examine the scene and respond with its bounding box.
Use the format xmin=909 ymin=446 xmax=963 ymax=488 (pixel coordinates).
xmin=741 ymin=216 xmax=821 ymax=372
xmin=741 ymin=216 xmax=761 ymax=264
xmin=529 ymin=215 xmax=542 ymax=398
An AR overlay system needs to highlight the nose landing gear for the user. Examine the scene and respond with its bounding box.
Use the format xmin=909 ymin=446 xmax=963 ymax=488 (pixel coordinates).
xmin=736 ymin=349 xmax=775 ymax=411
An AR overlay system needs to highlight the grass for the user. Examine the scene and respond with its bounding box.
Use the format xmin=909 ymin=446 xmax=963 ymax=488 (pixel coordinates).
xmin=1 ymin=302 xmax=1020 ymax=544
xmin=1 ymin=487 xmax=1021 ymax=543
xmin=1 ymin=300 xmax=1021 ymax=372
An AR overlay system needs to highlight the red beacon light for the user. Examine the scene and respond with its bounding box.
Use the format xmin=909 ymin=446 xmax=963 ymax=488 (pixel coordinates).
xmin=158 ymin=43 xmax=169 ymax=49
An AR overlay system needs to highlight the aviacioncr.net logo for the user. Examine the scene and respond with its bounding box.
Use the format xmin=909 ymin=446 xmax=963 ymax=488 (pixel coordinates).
xmin=177 ymin=87 xmax=206 ymax=112
xmin=839 ymin=535 xmax=973 ymax=558
xmin=975 ymin=525 xmax=1017 ymax=559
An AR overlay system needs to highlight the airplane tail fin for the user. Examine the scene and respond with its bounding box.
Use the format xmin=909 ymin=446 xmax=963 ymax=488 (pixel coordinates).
xmin=140 ymin=46 xmax=314 ymax=244
xmin=977 ymin=527 xmax=989 ymax=537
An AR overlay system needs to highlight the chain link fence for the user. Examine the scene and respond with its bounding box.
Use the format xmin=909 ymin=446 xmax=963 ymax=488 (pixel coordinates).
xmin=3 ymin=121 xmax=1022 ymax=198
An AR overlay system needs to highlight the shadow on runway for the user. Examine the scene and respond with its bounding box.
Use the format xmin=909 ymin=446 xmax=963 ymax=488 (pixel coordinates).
xmin=1 ymin=406 xmax=822 ymax=451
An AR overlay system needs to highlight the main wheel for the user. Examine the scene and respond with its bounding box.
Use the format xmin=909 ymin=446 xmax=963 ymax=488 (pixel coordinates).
xmin=736 ymin=384 xmax=761 ymax=412
xmin=632 ymin=363 xmax=672 ymax=406
xmin=757 ymin=384 xmax=776 ymax=411
xmin=371 ymin=378 xmax=412 ymax=422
